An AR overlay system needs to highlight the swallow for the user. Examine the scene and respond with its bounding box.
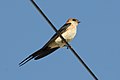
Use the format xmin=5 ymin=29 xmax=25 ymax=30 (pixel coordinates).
xmin=19 ymin=18 xmax=80 ymax=66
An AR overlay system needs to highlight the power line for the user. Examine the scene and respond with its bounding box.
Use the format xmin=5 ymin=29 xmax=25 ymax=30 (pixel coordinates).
xmin=30 ymin=0 xmax=98 ymax=80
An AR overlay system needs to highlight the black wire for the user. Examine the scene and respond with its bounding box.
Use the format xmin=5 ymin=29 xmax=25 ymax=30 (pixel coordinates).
xmin=30 ymin=0 xmax=98 ymax=80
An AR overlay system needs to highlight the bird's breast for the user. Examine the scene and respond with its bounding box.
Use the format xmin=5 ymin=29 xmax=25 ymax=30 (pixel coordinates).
xmin=55 ymin=27 xmax=77 ymax=47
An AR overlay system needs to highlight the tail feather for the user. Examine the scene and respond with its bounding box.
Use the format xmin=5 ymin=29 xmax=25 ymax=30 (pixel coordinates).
xmin=19 ymin=47 xmax=59 ymax=67
xmin=19 ymin=55 xmax=34 ymax=67
xmin=19 ymin=49 xmax=42 ymax=67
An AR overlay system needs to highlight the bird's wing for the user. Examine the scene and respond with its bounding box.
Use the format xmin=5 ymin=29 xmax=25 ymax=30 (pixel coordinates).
xmin=42 ymin=23 xmax=71 ymax=49
xmin=19 ymin=23 xmax=71 ymax=67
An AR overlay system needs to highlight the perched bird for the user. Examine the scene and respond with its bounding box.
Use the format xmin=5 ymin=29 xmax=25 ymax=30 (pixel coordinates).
xmin=19 ymin=18 xmax=80 ymax=66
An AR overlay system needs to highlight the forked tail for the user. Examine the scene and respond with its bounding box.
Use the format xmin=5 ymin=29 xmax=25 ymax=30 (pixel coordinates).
xmin=19 ymin=47 xmax=59 ymax=67
xmin=19 ymin=49 xmax=42 ymax=67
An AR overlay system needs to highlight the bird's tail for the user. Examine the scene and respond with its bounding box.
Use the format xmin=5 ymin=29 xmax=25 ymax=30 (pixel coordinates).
xmin=19 ymin=47 xmax=59 ymax=67
xmin=19 ymin=49 xmax=42 ymax=67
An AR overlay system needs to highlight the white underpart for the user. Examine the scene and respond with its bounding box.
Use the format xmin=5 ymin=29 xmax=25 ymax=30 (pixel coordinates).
xmin=49 ymin=26 xmax=77 ymax=48
xmin=55 ymin=27 xmax=76 ymax=47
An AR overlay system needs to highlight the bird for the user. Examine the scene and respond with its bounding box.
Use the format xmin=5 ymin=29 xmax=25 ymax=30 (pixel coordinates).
xmin=19 ymin=18 xmax=80 ymax=66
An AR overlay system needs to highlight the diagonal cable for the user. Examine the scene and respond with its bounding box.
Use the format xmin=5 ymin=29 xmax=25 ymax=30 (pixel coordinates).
xmin=30 ymin=0 xmax=98 ymax=80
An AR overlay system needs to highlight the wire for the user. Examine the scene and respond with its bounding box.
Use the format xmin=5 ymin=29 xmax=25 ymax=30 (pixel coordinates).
xmin=30 ymin=0 xmax=98 ymax=80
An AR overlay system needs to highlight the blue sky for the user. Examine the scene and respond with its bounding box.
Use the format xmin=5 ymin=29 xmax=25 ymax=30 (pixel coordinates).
xmin=0 ymin=0 xmax=120 ymax=80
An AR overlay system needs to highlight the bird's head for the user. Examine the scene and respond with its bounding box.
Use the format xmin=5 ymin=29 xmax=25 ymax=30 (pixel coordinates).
xmin=66 ymin=18 xmax=80 ymax=26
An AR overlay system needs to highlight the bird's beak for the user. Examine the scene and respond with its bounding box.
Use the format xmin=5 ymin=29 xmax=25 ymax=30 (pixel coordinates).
xmin=78 ymin=21 xmax=80 ymax=23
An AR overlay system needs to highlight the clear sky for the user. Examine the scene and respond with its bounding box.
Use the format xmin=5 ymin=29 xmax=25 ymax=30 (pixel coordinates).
xmin=0 ymin=0 xmax=120 ymax=80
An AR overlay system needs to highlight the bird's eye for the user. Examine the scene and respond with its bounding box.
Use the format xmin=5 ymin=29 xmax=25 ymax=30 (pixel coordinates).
xmin=72 ymin=19 xmax=76 ymax=21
